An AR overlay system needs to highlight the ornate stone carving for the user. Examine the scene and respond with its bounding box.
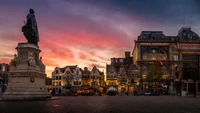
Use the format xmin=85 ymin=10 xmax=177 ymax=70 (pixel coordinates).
xmin=38 ymin=57 xmax=45 ymax=73
xmin=10 ymin=54 xmax=18 ymax=68
xmin=27 ymin=51 xmax=36 ymax=67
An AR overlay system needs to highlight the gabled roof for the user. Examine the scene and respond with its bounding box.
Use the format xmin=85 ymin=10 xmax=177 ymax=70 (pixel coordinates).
xmin=82 ymin=67 xmax=90 ymax=74
xmin=60 ymin=65 xmax=78 ymax=73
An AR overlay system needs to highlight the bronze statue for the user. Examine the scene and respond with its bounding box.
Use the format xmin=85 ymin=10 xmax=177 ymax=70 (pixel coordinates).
xmin=22 ymin=9 xmax=39 ymax=46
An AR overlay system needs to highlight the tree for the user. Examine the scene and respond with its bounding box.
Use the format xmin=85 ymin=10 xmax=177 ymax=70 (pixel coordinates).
xmin=147 ymin=64 xmax=163 ymax=91
xmin=183 ymin=63 xmax=200 ymax=97
xmin=182 ymin=55 xmax=200 ymax=97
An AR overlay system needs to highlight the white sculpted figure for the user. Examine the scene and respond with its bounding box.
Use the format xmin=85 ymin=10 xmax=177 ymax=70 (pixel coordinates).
xmin=27 ymin=51 xmax=36 ymax=67
xmin=10 ymin=54 xmax=18 ymax=67
xmin=39 ymin=56 xmax=45 ymax=72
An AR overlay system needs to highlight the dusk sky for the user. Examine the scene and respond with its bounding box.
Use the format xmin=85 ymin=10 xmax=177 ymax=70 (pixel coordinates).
xmin=0 ymin=0 xmax=200 ymax=77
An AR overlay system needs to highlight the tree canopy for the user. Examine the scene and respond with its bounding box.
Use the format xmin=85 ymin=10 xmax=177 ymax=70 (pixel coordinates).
xmin=147 ymin=64 xmax=163 ymax=81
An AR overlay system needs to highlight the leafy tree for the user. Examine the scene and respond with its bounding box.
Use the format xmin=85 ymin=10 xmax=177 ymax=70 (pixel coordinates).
xmin=147 ymin=64 xmax=163 ymax=91
xmin=183 ymin=61 xmax=200 ymax=97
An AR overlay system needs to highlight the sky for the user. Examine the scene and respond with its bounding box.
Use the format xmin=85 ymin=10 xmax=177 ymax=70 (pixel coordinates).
xmin=0 ymin=0 xmax=200 ymax=77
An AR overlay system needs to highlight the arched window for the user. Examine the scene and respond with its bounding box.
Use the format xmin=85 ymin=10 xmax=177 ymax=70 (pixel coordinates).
xmin=142 ymin=48 xmax=167 ymax=60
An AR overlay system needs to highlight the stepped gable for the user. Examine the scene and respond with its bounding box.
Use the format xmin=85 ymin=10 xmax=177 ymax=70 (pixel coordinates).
xmin=177 ymin=27 xmax=200 ymax=41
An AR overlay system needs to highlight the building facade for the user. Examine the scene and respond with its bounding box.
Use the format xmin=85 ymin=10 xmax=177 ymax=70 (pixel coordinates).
xmin=0 ymin=63 xmax=9 ymax=94
xmin=106 ymin=52 xmax=138 ymax=94
xmin=52 ymin=65 xmax=105 ymax=94
xmin=52 ymin=65 xmax=78 ymax=94
xmin=45 ymin=77 xmax=52 ymax=93
xmin=132 ymin=27 xmax=200 ymax=94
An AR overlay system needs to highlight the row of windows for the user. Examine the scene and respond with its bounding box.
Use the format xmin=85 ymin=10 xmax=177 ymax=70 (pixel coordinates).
xmin=82 ymin=76 xmax=90 ymax=78
xmin=118 ymin=79 xmax=127 ymax=82
xmin=52 ymin=81 xmax=61 ymax=86
xmin=111 ymin=59 xmax=124 ymax=63
xmin=107 ymin=75 xmax=117 ymax=78
xmin=91 ymin=82 xmax=98 ymax=85
xmin=107 ymin=82 xmax=116 ymax=85
xmin=90 ymin=76 xmax=99 ymax=79
xmin=52 ymin=76 xmax=62 ymax=80
xmin=52 ymin=88 xmax=61 ymax=91
xmin=74 ymin=81 xmax=81 ymax=85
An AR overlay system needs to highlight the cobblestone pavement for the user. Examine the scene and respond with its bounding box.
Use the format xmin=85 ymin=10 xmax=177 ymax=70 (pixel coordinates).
xmin=0 ymin=95 xmax=200 ymax=113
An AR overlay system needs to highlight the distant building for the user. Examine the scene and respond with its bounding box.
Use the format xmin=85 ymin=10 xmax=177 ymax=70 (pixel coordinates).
xmin=51 ymin=65 xmax=77 ymax=95
xmin=111 ymin=51 xmax=133 ymax=65
xmin=106 ymin=52 xmax=138 ymax=94
xmin=45 ymin=77 xmax=52 ymax=93
xmin=51 ymin=65 xmax=105 ymax=95
xmin=132 ymin=27 xmax=200 ymax=94
xmin=0 ymin=63 xmax=9 ymax=93
xmin=81 ymin=67 xmax=91 ymax=89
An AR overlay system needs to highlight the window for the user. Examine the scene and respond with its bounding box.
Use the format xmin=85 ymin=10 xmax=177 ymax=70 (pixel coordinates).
xmin=56 ymin=76 xmax=58 ymax=80
xmin=74 ymin=81 xmax=78 ymax=85
xmin=56 ymin=70 xmax=58 ymax=74
xmin=120 ymin=59 xmax=123 ymax=62
xmin=2 ymin=66 xmax=6 ymax=72
xmin=59 ymin=82 xmax=61 ymax=86
xmin=173 ymin=55 xmax=179 ymax=61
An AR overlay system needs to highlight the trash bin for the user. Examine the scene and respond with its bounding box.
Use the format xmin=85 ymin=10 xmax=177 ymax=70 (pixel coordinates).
xmin=181 ymin=91 xmax=186 ymax=96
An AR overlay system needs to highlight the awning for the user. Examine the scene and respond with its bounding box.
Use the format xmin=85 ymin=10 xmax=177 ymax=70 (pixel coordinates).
xmin=107 ymin=86 xmax=117 ymax=91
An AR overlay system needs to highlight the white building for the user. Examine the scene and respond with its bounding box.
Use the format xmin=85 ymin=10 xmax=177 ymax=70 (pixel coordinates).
xmin=52 ymin=65 xmax=83 ymax=94
xmin=90 ymin=66 xmax=100 ymax=90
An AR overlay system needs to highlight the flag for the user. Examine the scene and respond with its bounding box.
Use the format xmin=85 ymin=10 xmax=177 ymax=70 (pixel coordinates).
xmin=155 ymin=58 xmax=163 ymax=67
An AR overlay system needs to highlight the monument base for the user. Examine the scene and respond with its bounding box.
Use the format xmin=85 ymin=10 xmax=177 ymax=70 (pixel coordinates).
xmin=2 ymin=92 xmax=51 ymax=100
xmin=2 ymin=43 xmax=51 ymax=100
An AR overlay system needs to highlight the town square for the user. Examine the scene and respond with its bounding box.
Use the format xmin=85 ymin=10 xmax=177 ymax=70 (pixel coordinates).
xmin=1 ymin=0 xmax=200 ymax=113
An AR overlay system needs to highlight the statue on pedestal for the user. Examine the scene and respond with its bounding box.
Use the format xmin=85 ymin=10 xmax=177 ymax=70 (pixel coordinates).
xmin=22 ymin=9 xmax=39 ymax=46
xmin=2 ymin=9 xmax=51 ymax=100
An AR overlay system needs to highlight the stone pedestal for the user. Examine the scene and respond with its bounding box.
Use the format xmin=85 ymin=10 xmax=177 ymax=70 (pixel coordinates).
xmin=2 ymin=43 xmax=51 ymax=100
